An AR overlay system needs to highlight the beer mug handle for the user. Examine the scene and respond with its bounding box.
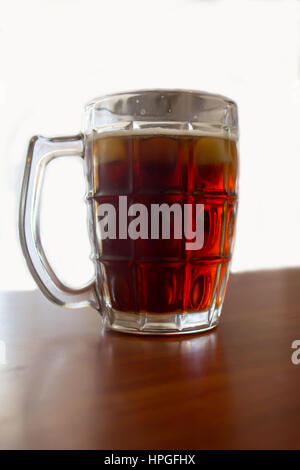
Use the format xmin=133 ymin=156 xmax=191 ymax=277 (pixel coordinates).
xmin=19 ymin=134 xmax=99 ymax=309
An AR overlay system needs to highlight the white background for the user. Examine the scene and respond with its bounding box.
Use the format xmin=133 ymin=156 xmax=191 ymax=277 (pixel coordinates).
xmin=1 ymin=0 xmax=300 ymax=290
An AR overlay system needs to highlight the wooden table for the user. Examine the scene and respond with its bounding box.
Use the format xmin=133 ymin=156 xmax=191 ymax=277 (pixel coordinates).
xmin=0 ymin=268 xmax=300 ymax=450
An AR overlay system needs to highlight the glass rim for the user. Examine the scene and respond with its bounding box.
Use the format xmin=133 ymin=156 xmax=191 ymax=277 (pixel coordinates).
xmin=85 ymin=88 xmax=237 ymax=110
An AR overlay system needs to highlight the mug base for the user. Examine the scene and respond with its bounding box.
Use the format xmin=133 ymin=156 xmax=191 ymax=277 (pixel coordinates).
xmin=103 ymin=306 xmax=222 ymax=335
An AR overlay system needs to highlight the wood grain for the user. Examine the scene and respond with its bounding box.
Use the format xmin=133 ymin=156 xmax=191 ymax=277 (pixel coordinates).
xmin=0 ymin=268 xmax=300 ymax=449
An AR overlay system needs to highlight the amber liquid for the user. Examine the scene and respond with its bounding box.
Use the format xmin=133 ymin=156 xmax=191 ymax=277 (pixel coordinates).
xmin=92 ymin=132 xmax=238 ymax=314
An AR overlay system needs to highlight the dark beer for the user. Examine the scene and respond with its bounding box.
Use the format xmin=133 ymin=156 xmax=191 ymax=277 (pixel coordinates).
xmin=91 ymin=131 xmax=238 ymax=314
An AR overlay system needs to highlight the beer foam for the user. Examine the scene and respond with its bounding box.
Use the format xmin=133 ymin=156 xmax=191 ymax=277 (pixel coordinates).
xmin=91 ymin=127 xmax=237 ymax=141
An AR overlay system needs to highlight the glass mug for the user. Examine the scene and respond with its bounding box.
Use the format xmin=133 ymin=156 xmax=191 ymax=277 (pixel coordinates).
xmin=19 ymin=89 xmax=238 ymax=335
